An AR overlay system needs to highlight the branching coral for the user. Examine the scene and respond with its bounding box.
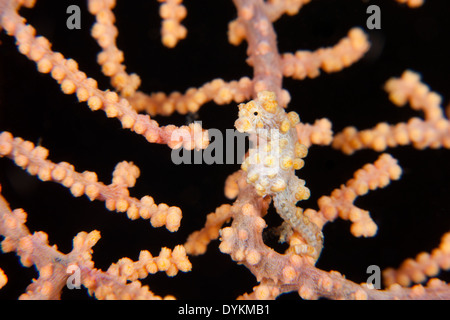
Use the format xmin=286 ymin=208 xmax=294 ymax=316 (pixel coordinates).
xmin=0 ymin=0 xmax=449 ymax=300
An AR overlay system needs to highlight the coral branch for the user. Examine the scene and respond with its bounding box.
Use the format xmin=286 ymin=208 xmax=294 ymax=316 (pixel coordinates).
xmin=0 ymin=0 xmax=448 ymax=301
xmin=0 ymin=189 xmax=96 ymax=299
xmin=228 ymin=0 xmax=312 ymax=46
xmin=232 ymin=0 xmax=287 ymax=104
xmin=295 ymin=118 xmax=333 ymax=147
xmin=107 ymin=245 xmax=191 ymax=281
xmin=88 ymin=0 xmax=141 ymax=97
xmin=0 ymin=1 xmax=209 ymax=150
xmin=304 ymin=153 xmax=402 ymax=237
xmin=395 ymin=0 xmax=424 ymax=8
xmin=0 ymin=267 xmax=6 ymax=289
xmin=383 ymin=232 xmax=450 ymax=287
xmin=0 ymin=186 xmax=188 ymax=299
xmin=127 ymin=77 xmax=253 ymax=116
xmin=281 ymin=28 xmax=370 ymax=80
xmin=0 ymin=131 xmax=182 ymax=231
xmin=158 ymin=0 xmax=187 ymax=48
xmin=184 ymin=204 xmax=233 ymax=255
xmin=216 ymin=169 xmax=450 ymax=300
xmin=333 ymin=70 xmax=450 ymax=154
xmin=263 ymin=0 xmax=311 ymax=21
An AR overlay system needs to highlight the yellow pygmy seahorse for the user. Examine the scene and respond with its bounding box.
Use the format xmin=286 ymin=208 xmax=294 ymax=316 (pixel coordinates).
xmin=234 ymin=91 xmax=323 ymax=260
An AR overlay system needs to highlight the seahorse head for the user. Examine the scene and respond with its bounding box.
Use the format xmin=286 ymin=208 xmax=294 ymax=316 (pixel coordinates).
xmin=234 ymin=91 xmax=281 ymax=133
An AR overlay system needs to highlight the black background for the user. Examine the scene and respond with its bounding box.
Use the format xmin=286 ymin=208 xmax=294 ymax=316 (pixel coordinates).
xmin=0 ymin=0 xmax=449 ymax=300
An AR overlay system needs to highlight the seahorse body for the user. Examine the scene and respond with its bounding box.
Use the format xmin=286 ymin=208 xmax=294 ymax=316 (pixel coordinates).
xmin=235 ymin=91 xmax=323 ymax=260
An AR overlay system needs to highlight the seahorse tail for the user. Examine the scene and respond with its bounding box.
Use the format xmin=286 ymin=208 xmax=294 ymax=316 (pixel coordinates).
xmin=274 ymin=192 xmax=323 ymax=260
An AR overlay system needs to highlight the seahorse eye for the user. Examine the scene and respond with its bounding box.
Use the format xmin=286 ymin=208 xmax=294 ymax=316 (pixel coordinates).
xmin=253 ymin=112 xmax=258 ymax=116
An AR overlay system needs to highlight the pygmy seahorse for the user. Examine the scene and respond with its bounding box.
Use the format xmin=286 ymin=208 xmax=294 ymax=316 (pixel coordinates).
xmin=234 ymin=91 xmax=323 ymax=260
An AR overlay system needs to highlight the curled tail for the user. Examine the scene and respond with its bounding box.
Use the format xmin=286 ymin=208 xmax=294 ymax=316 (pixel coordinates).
xmin=273 ymin=175 xmax=323 ymax=260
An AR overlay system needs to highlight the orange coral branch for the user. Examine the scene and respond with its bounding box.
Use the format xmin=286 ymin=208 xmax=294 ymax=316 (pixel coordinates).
xmin=305 ymin=154 xmax=402 ymax=237
xmin=0 ymin=186 xmax=189 ymax=299
xmin=232 ymin=0 xmax=286 ymax=103
xmin=228 ymin=0 xmax=312 ymax=46
xmin=107 ymin=245 xmax=191 ymax=281
xmin=395 ymin=0 xmax=424 ymax=8
xmin=383 ymin=232 xmax=450 ymax=287
xmin=263 ymin=0 xmax=312 ymax=21
xmin=0 ymin=1 xmax=209 ymax=150
xmin=184 ymin=204 xmax=233 ymax=255
xmin=281 ymin=28 xmax=370 ymax=80
xmin=88 ymin=0 xmax=141 ymax=97
xmin=0 ymin=267 xmax=6 ymax=289
xmin=0 ymin=0 xmax=448 ymax=301
xmin=214 ymin=168 xmax=450 ymax=300
xmin=0 ymin=131 xmax=182 ymax=231
xmin=333 ymin=70 xmax=450 ymax=154
xmin=295 ymin=118 xmax=333 ymax=147
xmin=127 ymin=77 xmax=253 ymax=116
xmin=158 ymin=0 xmax=187 ymax=48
